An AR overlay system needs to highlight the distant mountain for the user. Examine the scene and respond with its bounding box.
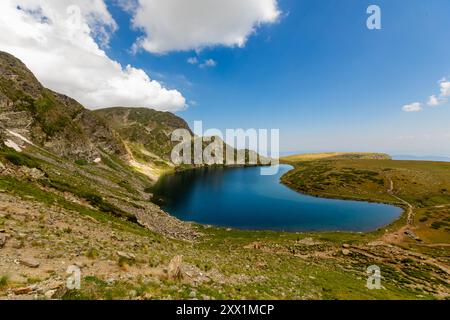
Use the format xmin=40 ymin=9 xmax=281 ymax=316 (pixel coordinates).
xmin=392 ymin=155 xmax=450 ymax=162
xmin=282 ymin=152 xmax=392 ymax=162
xmin=94 ymin=107 xmax=191 ymax=173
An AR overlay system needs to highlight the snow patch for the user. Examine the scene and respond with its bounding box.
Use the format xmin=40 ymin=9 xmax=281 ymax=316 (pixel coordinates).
xmin=6 ymin=130 xmax=34 ymax=146
xmin=5 ymin=139 xmax=22 ymax=152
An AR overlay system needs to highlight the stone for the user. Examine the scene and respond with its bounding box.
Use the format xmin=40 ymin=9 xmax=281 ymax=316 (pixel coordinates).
xmin=0 ymin=233 xmax=6 ymax=248
xmin=117 ymin=251 xmax=135 ymax=261
xmin=342 ymin=249 xmax=351 ymax=256
xmin=167 ymin=255 xmax=183 ymax=281
xmin=52 ymin=285 xmax=68 ymax=299
xmin=342 ymin=244 xmax=350 ymax=248
xmin=44 ymin=289 xmax=57 ymax=299
xmin=19 ymin=257 xmax=40 ymax=268
xmin=19 ymin=167 xmax=45 ymax=180
xmin=13 ymin=285 xmax=36 ymax=295
xmin=12 ymin=240 xmax=24 ymax=249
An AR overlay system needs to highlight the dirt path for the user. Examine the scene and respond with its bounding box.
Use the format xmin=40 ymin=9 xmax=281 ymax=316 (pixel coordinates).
xmin=379 ymin=179 xmax=450 ymax=277
xmin=387 ymin=179 xmax=414 ymax=225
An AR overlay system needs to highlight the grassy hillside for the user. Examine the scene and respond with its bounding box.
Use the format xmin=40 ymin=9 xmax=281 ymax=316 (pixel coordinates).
xmin=281 ymin=157 xmax=450 ymax=207
xmin=280 ymin=154 xmax=449 ymax=295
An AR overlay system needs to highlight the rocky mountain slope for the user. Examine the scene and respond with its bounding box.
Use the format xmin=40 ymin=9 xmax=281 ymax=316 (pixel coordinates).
xmin=0 ymin=51 xmax=126 ymax=161
xmin=94 ymin=107 xmax=192 ymax=178
xmin=0 ymin=51 xmax=200 ymax=239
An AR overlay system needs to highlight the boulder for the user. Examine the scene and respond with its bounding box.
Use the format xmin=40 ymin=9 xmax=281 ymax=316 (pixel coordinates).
xmin=342 ymin=249 xmax=351 ymax=256
xmin=19 ymin=257 xmax=40 ymax=268
xmin=13 ymin=285 xmax=36 ymax=295
xmin=117 ymin=251 xmax=135 ymax=261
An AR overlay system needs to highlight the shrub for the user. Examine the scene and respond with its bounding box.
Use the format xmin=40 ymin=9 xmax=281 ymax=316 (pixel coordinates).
xmin=0 ymin=275 xmax=9 ymax=288
xmin=75 ymin=159 xmax=89 ymax=166
xmin=2 ymin=150 xmax=40 ymax=168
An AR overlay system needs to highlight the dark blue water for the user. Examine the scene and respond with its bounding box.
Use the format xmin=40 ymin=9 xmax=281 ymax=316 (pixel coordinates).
xmin=152 ymin=165 xmax=402 ymax=232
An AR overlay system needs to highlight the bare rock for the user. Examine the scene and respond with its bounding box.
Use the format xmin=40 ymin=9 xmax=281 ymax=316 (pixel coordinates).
xmin=19 ymin=257 xmax=40 ymax=268
xmin=0 ymin=233 xmax=6 ymax=248
xmin=44 ymin=289 xmax=57 ymax=299
xmin=19 ymin=167 xmax=45 ymax=180
xmin=51 ymin=285 xmax=68 ymax=299
xmin=13 ymin=285 xmax=36 ymax=295
xmin=12 ymin=240 xmax=24 ymax=249
xmin=117 ymin=251 xmax=135 ymax=261
xmin=167 ymin=255 xmax=183 ymax=281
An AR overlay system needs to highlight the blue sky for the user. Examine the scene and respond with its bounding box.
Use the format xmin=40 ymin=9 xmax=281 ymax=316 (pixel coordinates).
xmin=2 ymin=0 xmax=449 ymax=156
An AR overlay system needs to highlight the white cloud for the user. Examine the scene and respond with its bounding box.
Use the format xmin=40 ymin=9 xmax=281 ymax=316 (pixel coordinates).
xmin=404 ymin=77 xmax=450 ymax=111
xmin=427 ymin=95 xmax=439 ymax=107
xmin=130 ymin=0 xmax=281 ymax=54
xmin=199 ymin=59 xmax=217 ymax=68
xmin=439 ymin=78 xmax=450 ymax=97
xmin=187 ymin=57 xmax=198 ymax=65
xmin=402 ymin=102 xmax=422 ymax=112
xmin=0 ymin=0 xmax=186 ymax=111
xmin=427 ymin=94 xmax=447 ymax=107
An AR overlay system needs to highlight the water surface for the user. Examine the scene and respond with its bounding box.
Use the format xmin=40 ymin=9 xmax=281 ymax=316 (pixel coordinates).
xmin=152 ymin=165 xmax=402 ymax=232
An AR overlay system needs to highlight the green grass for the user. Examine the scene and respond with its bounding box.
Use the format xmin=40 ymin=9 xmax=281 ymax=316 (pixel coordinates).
xmin=0 ymin=149 xmax=41 ymax=169
xmin=280 ymin=158 xmax=450 ymax=208
xmin=0 ymin=276 xmax=8 ymax=289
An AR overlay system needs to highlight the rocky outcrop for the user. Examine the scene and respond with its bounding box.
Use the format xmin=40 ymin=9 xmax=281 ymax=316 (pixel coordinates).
xmin=0 ymin=51 xmax=127 ymax=161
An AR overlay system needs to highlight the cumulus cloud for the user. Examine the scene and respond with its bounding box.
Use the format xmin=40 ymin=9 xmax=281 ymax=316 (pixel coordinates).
xmin=439 ymin=78 xmax=450 ymax=97
xmin=187 ymin=57 xmax=198 ymax=65
xmin=199 ymin=59 xmax=217 ymax=68
xmin=129 ymin=0 xmax=281 ymax=54
xmin=0 ymin=0 xmax=186 ymax=111
xmin=404 ymin=77 xmax=450 ymax=111
xmin=427 ymin=95 xmax=446 ymax=107
xmin=402 ymin=102 xmax=422 ymax=112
